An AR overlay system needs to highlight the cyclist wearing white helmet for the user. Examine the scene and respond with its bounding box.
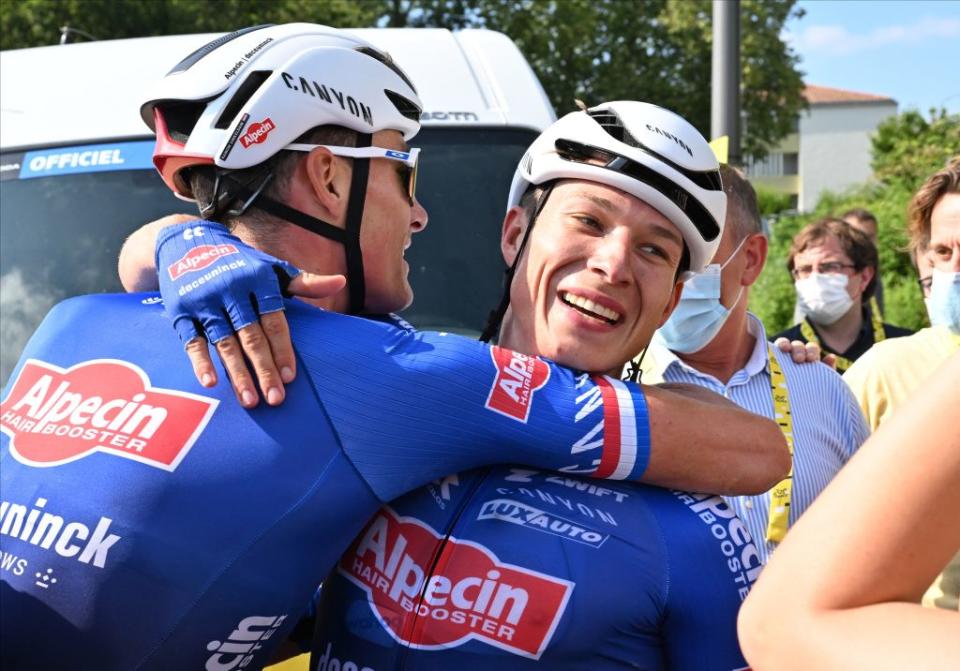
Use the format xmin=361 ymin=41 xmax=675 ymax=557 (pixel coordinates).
xmin=306 ymin=102 xmax=763 ymax=669
xmin=2 ymin=25 xmax=786 ymax=671
xmin=143 ymin=22 xmax=423 ymax=317
xmin=133 ymin=97 xmax=777 ymax=667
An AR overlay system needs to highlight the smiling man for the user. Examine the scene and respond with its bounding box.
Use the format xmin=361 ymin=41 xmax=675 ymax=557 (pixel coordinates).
xmin=499 ymin=181 xmax=686 ymax=376
xmin=1 ymin=22 xmax=786 ymax=670
xmin=307 ymin=102 xmax=766 ymax=670
xmin=121 ymin=101 xmax=773 ymax=668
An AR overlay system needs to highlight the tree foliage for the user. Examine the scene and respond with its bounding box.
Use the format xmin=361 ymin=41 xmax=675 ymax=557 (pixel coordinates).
xmin=1 ymin=0 xmax=805 ymax=159
xmin=750 ymin=109 xmax=960 ymax=335
xmin=0 ymin=0 xmax=380 ymax=50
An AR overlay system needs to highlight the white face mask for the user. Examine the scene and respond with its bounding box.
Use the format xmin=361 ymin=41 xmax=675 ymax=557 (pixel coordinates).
xmin=795 ymin=273 xmax=853 ymax=325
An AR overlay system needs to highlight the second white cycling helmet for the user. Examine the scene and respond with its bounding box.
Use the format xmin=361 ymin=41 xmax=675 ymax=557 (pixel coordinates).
xmin=141 ymin=23 xmax=422 ymax=200
xmin=507 ymin=101 xmax=726 ymax=277
xmin=140 ymin=23 xmax=423 ymax=314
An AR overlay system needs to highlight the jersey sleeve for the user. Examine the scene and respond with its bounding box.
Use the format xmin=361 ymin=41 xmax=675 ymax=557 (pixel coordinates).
xmin=657 ymin=491 xmax=759 ymax=671
xmin=287 ymin=303 xmax=651 ymax=502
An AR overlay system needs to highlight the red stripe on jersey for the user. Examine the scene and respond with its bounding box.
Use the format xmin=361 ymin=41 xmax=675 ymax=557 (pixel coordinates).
xmin=592 ymin=376 xmax=622 ymax=478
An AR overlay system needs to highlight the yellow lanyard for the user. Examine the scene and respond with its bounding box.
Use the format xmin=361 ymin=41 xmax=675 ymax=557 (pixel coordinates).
xmin=799 ymin=309 xmax=885 ymax=373
xmin=766 ymin=348 xmax=795 ymax=543
xmin=868 ymin=295 xmax=884 ymax=324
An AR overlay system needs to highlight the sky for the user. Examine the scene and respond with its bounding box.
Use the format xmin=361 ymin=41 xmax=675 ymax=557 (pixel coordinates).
xmin=783 ymin=0 xmax=960 ymax=114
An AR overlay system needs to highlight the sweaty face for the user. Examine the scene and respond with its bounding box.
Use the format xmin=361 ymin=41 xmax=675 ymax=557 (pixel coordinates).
xmin=358 ymin=129 xmax=428 ymax=313
xmin=503 ymin=180 xmax=685 ymax=374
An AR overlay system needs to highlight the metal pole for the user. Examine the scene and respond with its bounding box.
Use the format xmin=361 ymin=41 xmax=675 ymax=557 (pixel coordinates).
xmin=711 ymin=0 xmax=741 ymax=165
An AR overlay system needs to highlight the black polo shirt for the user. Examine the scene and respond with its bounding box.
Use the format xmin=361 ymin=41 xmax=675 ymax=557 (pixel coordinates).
xmin=774 ymin=306 xmax=913 ymax=370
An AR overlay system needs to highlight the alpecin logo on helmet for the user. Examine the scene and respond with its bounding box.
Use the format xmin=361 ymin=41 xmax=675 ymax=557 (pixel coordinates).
xmin=1 ymin=359 xmax=217 ymax=471
xmin=167 ymin=244 xmax=240 ymax=281
xmin=240 ymin=118 xmax=276 ymax=148
xmin=339 ymin=508 xmax=573 ymax=659
xmin=485 ymin=347 xmax=550 ymax=423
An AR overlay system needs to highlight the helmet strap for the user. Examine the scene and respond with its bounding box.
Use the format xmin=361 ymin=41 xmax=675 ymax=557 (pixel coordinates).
xmin=241 ymin=190 xmax=346 ymax=243
xmin=218 ymin=132 xmax=374 ymax=314
xmin=343 ymin=132 xmax=372 ymax=314
xmin=479 ymin=182 xmax=556 ymax=343
xmin=624 ymin=346 xmax=647 ymax=383
xmin=202 ymin=167 xmax=274 ymax=220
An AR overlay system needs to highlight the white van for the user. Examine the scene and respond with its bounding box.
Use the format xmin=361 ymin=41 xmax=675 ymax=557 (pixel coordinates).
xmin=0 ymin=28 xmax=555 ymax=383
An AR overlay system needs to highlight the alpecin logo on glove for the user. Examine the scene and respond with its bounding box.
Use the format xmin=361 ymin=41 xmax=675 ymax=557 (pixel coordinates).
xmin=485 ymin=347 xmax=550 ymax=423
xmin=338 ymin=507 xmax=573 ymax=659
xmin=1 ymin=359 xmax=217 ymax=471
xmin=167 ymin=244 xmax=240 ymax=281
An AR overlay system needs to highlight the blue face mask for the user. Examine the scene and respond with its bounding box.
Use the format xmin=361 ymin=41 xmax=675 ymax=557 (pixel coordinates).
xmin=925 ymin=269 xmax=960 ymax=334
xmin=655 ymin=236 xmax=748 ymax=354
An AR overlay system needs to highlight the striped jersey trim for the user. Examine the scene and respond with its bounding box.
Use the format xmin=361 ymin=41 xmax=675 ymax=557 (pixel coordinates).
xmin=593 ymin=376 xmax=639 ymax=480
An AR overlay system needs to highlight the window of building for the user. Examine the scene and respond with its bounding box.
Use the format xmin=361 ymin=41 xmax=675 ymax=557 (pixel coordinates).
xmin=783 ymin=152 xmax=799 ymax=175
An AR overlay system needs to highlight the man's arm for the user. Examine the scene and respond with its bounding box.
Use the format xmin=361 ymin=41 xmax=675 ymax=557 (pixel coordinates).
xmin=282 ymin=304 xmax=788 ymax=500
xmin=738 ymin=353 xmax=960 ymax=671
xmin=644 ymin=383 xmax=789 ymax=494
xmin=118 ymin=214 xmax=195 ymax=292
xmin=138 ymin=220 xmax=789 ymax=496
xmin=119 ymin=217 xmax=344 ymax=407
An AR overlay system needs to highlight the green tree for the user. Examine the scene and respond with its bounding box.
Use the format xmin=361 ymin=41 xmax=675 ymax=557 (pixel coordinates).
xmin=750 ymin=109 xmax=960 ymax=335
xmin=2 ymin=0 xmax=806 ymax=159
xmin=0 ymin=0 xmax=381 ymax=50
xmin=441 ymin=0 xmax=806 ymax=158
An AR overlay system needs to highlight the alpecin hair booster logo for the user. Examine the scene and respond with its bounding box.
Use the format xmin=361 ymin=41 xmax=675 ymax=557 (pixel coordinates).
xmin=484 ymin=347 xmax=550 ymax=423
xmin=1 ymin=358 xmax=218 ymax=471
xmin=338 ymin=507 xmax=574 ymax=659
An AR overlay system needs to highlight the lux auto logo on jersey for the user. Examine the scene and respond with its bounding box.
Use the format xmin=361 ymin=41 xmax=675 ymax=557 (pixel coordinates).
xmin=339 ymin=508 xmax=573 ymax=659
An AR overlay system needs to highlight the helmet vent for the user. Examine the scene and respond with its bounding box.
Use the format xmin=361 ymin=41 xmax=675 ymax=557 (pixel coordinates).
xmin=162 ymin=101 xmax=208 ymax=143
xmin=356 ymin=46 xmax=418 ymax=93
xmin=587 ymin=108 xmax=722 ymax=192
xmin=167 ymin=24 xmax=274 ymax=76
xmin=522 ymin=151 xmax=533 ymax=175
xmin=587 ymin=109 xmax=641 ymax=148
xmin=384 ymin=89 xmax=422 ymax=124
xmin=215 ymin=71 xmax=272 ymax=129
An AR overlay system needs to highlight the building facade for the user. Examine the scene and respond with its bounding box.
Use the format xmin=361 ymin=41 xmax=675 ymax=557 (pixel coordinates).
xmin=748 ymin=85 xmax=897 ymax=212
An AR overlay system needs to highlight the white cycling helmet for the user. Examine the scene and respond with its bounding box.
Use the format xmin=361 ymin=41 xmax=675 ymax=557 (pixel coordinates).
xmin=140 ymin=23 xmax=423 ymax=314
xmin=141 ymin=22 xmax=422 ymax=200
xmin=480 ymin=101 xmax=725 ymax=341
xmin=507 ymin=100 xmax=726 ymax=277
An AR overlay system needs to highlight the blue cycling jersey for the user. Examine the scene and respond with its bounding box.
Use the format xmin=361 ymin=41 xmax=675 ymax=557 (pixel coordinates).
xmin=0 ymin=294 xmax=651 ymax=670
xmin=312 ymin=467 xmax=760 ymax=670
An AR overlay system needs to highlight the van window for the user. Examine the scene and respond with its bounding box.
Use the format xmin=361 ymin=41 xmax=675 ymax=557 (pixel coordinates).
xmin=0 ymin=127 xmax=537 ymax=384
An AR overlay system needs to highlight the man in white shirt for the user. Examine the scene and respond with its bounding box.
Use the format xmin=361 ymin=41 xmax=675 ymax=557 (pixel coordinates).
xmin=631 ymin=165 xmax=869 ymax=563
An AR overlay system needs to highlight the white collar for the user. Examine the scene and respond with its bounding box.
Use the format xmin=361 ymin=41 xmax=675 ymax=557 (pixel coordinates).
xmin=646 ymin=312 xmax=771 ymax=383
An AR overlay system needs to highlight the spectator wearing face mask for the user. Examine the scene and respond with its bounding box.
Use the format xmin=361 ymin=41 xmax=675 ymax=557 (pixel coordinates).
xmin=631 ymin=166 xmax=868 ymax=566
xmin=775 ymin=218 xmax=913 ymax=373
xmin=843 ymin=159 xmax=960 ymax=612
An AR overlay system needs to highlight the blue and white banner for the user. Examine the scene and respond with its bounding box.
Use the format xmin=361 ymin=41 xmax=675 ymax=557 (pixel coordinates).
xmin=16 ymin=141 xmax=155 ymax=179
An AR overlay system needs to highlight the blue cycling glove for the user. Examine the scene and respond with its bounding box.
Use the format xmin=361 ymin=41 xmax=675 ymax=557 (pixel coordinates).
xmin=156 ymin=220 xmax=301 ymax=345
